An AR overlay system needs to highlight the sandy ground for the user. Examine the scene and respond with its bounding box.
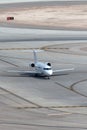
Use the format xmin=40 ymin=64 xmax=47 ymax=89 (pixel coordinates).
xmin=0 ymin=4 xmax=87 ymax=29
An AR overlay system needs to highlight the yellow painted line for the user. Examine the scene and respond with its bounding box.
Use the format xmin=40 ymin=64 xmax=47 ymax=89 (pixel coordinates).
xmin=0 ymin=48 xmax=40 ymax=50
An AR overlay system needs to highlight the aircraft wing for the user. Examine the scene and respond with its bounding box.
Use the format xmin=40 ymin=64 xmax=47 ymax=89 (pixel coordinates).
xmin=53 ymin=68 xmax=74 ymax=76
xmin=7 ymin=70 xmax=36 ymax=73
xmin=6 ymin=70 xmax=41 ymax=76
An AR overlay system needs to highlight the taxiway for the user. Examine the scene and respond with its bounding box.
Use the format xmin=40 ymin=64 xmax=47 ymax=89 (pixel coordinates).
xmin=0 ymin=1 xmax=87 ymax=130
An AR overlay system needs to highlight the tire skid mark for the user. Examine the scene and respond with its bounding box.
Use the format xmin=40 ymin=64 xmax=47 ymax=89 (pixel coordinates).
xmin=0 ymin=121 xmax=87 ymax=129
xmin=55 ymin=80 xmax=87 ymax=98
xmin=0 ymin=58 xmax=18 ymax=67
xmin=0 ymin=86 xmax=41 ymax=108
xmin=70 ymin=79 xmax=87 ymax=98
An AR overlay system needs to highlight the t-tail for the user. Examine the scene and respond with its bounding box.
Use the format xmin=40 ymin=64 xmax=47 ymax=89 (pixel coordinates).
xmin=33 ymin=50 xmax=38 ymax=64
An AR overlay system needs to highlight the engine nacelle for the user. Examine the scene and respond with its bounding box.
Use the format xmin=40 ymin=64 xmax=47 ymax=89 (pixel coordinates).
xmin=47 ymin=62 xmax=51 ymax=66
xmin=30 ymin=63 xmax=35 ymax=67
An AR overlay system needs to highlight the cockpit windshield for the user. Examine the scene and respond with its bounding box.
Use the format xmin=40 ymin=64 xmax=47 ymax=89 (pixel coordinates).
xmin=44 ymin=68 xmax=51 ymax=70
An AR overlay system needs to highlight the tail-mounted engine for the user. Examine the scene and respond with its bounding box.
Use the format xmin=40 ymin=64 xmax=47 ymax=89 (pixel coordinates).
xmin=47 ymin=62 xmax=51 ymax=66
xmin=30 ymin=63 xmax=35 ymax=67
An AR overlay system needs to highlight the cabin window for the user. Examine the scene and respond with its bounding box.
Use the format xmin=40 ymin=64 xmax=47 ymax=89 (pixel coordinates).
xmin=44 ymin=68 xmax=51 ymax=70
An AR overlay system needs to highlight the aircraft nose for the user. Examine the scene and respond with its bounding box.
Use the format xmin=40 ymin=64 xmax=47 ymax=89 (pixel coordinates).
xmin=47 ymin=70 xmax=53 ymax=76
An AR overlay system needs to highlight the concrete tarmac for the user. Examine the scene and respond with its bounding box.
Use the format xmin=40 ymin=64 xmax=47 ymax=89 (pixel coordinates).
xmin=0 ymin=27 xmax=87 ymax=130
xmin=0 ymin=1 xmax=87 ymax=130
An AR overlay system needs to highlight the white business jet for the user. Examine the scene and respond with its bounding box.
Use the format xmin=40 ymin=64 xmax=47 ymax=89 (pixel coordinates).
xmin=30 ymin=50 xmax=53 ymax=78
xmin=8 ymin=50 xmax=74 ymax=79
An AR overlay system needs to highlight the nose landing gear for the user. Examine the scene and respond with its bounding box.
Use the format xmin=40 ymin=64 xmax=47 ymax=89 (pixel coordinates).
xmin=47 ymin=76 xmax=50 ymax=79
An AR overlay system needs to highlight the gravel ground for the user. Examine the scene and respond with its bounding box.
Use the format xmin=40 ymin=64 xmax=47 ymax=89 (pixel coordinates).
xmin=0 ymin=4 xmax=87 ymax=30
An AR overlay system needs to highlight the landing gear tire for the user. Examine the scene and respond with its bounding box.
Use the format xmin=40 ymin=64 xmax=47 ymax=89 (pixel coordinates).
xmin=48 ymin=76 xmax=50 ymax=79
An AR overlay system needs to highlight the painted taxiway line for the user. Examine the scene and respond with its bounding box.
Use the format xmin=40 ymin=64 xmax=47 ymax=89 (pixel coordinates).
xmin=48 ymin=112 xmax=72 ymax=117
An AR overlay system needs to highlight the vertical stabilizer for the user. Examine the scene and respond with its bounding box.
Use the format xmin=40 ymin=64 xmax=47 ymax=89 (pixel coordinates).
xmin=33 ymin=50 xmax=38 ymax=64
